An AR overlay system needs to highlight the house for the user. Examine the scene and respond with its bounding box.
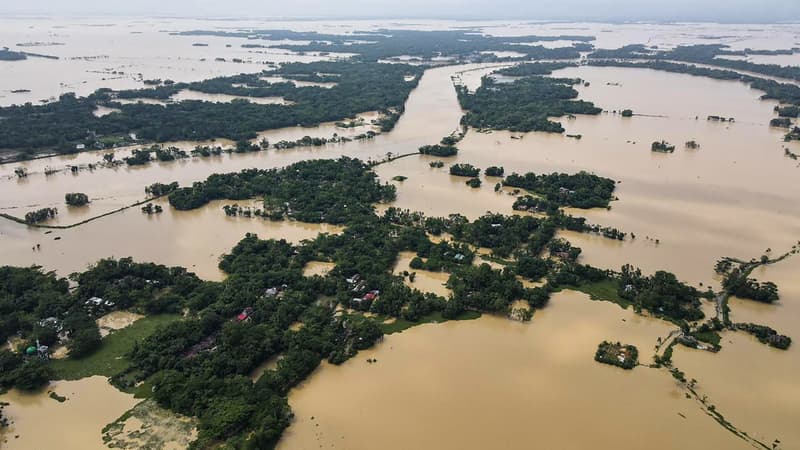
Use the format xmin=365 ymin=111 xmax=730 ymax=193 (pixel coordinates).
xmin=236 ymin=307 xmax=254 ymax=322
xmin=346 ymin=274 xmax=361 ymax=285
xmin=75 ymin=144 xmax=86 ymax=151
xmin=85 ymin=297 xmax=104 ymax=306
xmin=454 ymin=253 xmax=466 ymax=262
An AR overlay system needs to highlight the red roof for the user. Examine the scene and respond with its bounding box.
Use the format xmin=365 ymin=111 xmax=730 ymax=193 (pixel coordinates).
xmin=236 ymin=313 xmax=248 ymax=321
xmin=363 ymin=293 xmax=376 ymax=301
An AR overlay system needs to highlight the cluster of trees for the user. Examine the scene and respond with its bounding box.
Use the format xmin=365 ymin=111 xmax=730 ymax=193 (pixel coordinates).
xmin=775 ymin=105 xmax=799 ymax=117
xmin=449 ymin=163 xmax=480 ymax=177
xmin=594 ymin=341 xmax=638 ymax=369
xmin=410 ymin=240 xmax=475 ymax=271
xmin=734 ymin=323 xmax=791 ymax=350
xmin=180 ymin=29 xmax=592 ymax=62
xmin=0 ymin=61 xmax=422 ymax=156
xmin=485 ymin=166 xmax=505 ymax=177
xmin=465 ymin=178 xmax=481 ymax=188
xmin=651 ymin=140 xmax=676 ymax=153
xmin=618 ymin=265 xmax=705 ymax=321
xmin=770 ymin=118 xmax=792 ymax=128
xmin=0 ymin=265 xmax=124 ymax=391
xmin=419 ymin=144 xmax=458 ymax=157
xmin=504 ymin=171 xmax=616 ymax=209
xmin=141 ymin=203 xmax=163 ymax=214
xmin=168 ymin=158 xmax=396 ymax=224
xmin=495 ymin=62 xmax=573 ymax=77
xmin=24 ymin=207 xmax=57 ymax=224
xmin=457 ymin=75 xmax=601 ymax=133
xmin=722 ymin=271 xmax=779 ymax=303
xmin=65 ymin=192 xmax=89 ymax=206
xmin=145 ymin=181 xmax=179 ymax=197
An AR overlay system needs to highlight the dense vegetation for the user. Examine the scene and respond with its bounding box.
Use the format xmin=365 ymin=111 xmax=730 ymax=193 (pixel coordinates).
xmin=24 ymin=207 xmax=58 ymax=224
xmin=594 ymin=341 xmax=638 ymax=369
xmin=65 ymin=192 xmax=90 ymax=206
xmin=178 ymin=29 xmax=593 ymax=62
xmin=457 ymin=74 xmax=601 ymax=133
xmin=168 ymin=158 xmax=395 ymax=224
xmin=734 ymin=323 xmax=791 ymax=349
xmin=651 ymin=140 xmax=676 ymax=153
xmin=449 ymin=163 xmax=480 ymax=177
xmin=0 ymin=61 xmax=422 ymax=155
xmin=485 ymin=166 xmax=505 ymax=177
xmin=503 ymin=171 xmax=616 ymax=209
xmin=419 ymin=144 xmax=458 ymax=157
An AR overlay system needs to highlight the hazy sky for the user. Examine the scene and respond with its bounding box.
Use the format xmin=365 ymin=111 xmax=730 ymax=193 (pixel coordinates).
xmin=4 ymin=0 xmax=800 ymax=22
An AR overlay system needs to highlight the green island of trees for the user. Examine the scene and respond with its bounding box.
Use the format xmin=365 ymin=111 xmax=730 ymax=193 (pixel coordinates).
xmin=503 ymin=171 xmax=616 ymax=209
xmin=0 ymin=61 xmax=422 ymax=159
xmin=485 ymin=166 xmax=505 ymax=177
xmin=419 ymin=144 xmax=458 ymax=157
xmin=178 ymin=29 xmax=592 ymax=62
xmin=65 ymin=192 xmax=90 ymax=206
xmin=715 ymin=258 xmax=780 ymax=303
xmin=24 ymin=207 xmax=58 ymax=224
xmin=168 ymin=157 xmax=396 ymax=224
xmin=449 ymin=163 xmax=480 ymax=177
xmin=457 ymin=74 xmax=602 ymax=133
xmin=770 ymin=118 xmax=792 ymax=128
xmin=465 ymin=178 xmax=482 ymax=188
xmin=734 ymin=323 xmax=791 ymax=350
xmin=651 ymin=140 xmax=676 ymax=153
xmin=594 ymin=341 xmax=638 ymax=369
xmin=775 ymin=105 xmax=799 ymax=118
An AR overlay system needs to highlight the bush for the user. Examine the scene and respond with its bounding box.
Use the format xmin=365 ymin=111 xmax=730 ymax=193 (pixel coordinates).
xmin=65 ymin=192 xmax=90 ymax=206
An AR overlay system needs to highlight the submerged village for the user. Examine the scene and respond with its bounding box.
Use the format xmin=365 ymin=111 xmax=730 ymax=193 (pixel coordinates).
xmin=0 ymin=16 xmax=800 ymax=450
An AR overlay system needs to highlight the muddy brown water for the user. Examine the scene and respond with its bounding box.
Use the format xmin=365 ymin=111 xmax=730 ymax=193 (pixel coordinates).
xmin=278 ymin=291 xmax=753 ymax=450
xmin=1 ymin=20 xmax=800 ymax=450
xmin=0 ymin=377 xmax=138 ymax=450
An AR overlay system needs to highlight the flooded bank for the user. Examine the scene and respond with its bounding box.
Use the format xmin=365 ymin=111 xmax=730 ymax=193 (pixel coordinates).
xmin=0 ymin=198 xmax=343 ymax=281
xmin=392 ymin=251 xmax=452 ymax=297
xmin=279 ymin=291 xmax=750 ymax=450
xmin=0 ymin=376 xmax=138 ymax=450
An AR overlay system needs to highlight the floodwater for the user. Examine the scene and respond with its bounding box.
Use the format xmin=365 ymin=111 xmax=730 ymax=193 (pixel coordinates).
xmin=0 ymin=376 xmax=138 ymax=450
xmin=392 ymin=251 xmax=452 ymax=297
xmin=0 ymin=197 xmax=343 ymax=281
xmin=2 ymin=19 xmax=800 ymax=450
xmin=302 ymin=261 xmax=336 ymax=278
xmin=96 ymin=310 xmax=145 ymax=337
xmin=278 ymin=291 xmax=751 ymax=450
xmin=0 ymin=61 xmax=489 ymax=278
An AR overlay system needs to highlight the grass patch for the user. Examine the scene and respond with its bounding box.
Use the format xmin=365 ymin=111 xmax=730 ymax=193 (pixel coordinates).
xmin=50 ymin=314 xmax=180 ymax=381
xmin=377 ymin=310 xmax=481 ymax=334
xmin=565 ymin=279 xmax=631 ymax=309
xmin=690 ymin=330 xmax=722 ymax=346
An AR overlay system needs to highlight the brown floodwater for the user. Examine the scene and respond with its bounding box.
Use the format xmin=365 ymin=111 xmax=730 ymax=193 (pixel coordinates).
xmin=2 ymin=20 xmax=800 ymax=450
xmin=0 ymin=197 xmax=342 ymax=281
xmin=392 ymin=251 xmax=452 ymax=297
xmin=278 ymin=290 xmax=751 ymax=450
xmin=0 ymin=376 xmax=138 ymax=450
xmin=0 ymin=62 xmax=492 ymax=279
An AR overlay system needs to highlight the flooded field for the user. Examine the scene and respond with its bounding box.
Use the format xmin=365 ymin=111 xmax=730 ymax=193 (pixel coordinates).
xmin=279 ymin=291 xmax=752 ymax=450
xmin=1 ymin=18 xmax=800 ymax=450
xmin=0 ymin=377 xmax=138 ymax=450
